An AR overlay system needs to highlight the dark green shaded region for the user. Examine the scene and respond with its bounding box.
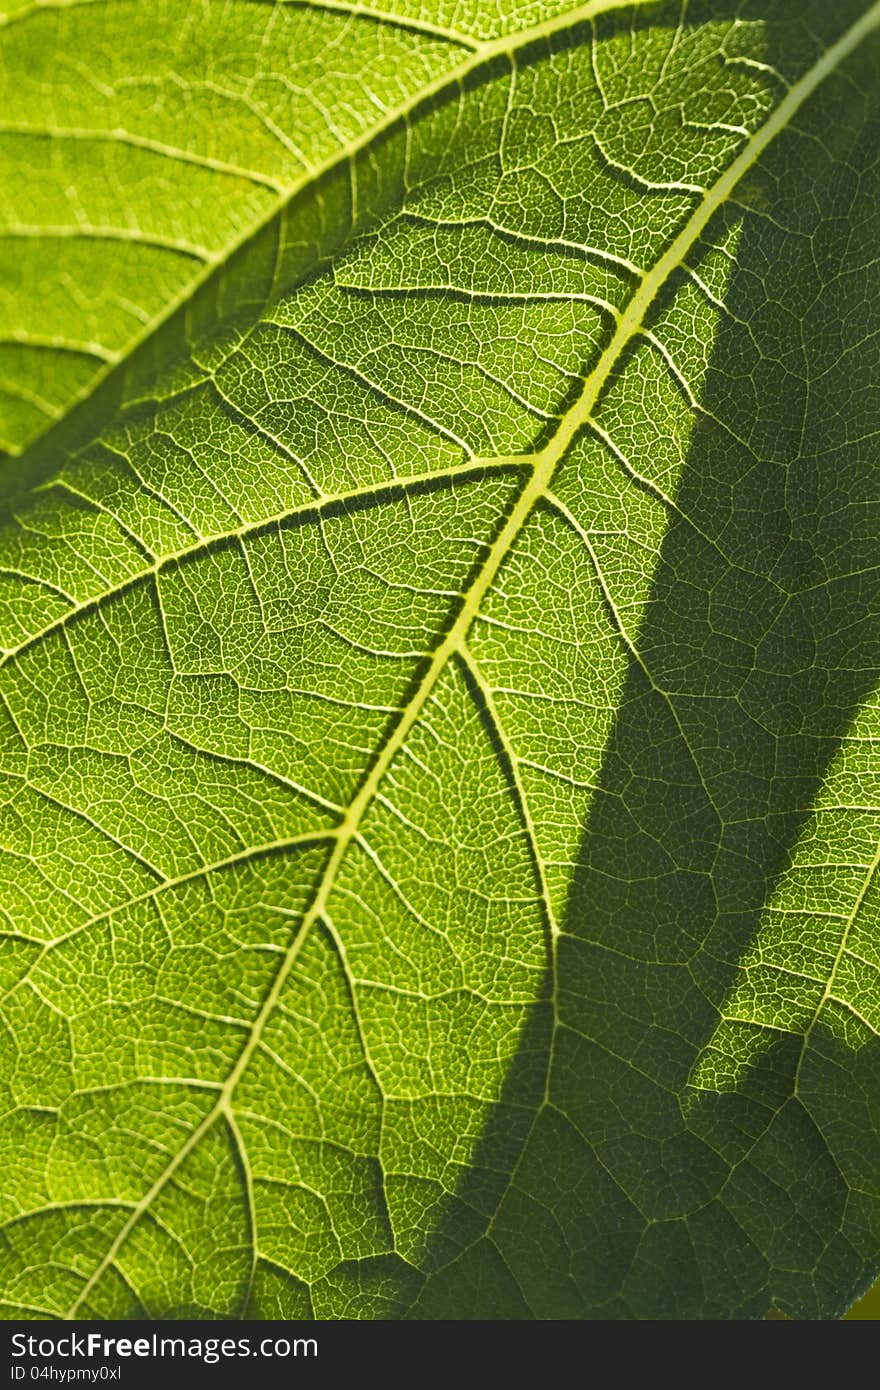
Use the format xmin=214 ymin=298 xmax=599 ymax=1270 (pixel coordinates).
xmin=414 ymin=4 xmax=880 ymax=1320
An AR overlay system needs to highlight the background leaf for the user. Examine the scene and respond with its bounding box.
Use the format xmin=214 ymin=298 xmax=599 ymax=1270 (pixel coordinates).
xmin=0 ymin=0 xmax=878 ymax=1320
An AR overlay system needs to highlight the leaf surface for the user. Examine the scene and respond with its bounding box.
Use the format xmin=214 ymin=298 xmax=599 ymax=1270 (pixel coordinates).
xmin=0 ymin=0 xmax=879 ymax=1320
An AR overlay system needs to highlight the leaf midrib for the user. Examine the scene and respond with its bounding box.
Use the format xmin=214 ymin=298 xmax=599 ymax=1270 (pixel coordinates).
xmin=54 ymin=3 xmax=880 ymax=1315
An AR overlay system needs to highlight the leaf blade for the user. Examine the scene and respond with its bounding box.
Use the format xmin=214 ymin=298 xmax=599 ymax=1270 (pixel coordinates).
xmin=1 ymin=0 xmax=878 ymax=1320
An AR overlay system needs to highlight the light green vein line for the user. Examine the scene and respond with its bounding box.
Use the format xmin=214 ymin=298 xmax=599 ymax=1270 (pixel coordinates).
xmin=321 ymin=910 xmax=393 ymax=1237
xmin=829 ymin=996 xmax=880 ymax=1037
xmin=544 ymin=487 xmax=722 ymax=817
xmin=339 ymin=281 xmax=622 ymax=311
xmin=0 ymin=378 xmax=61 ymax=417
xmin=224 ymin=1108 xmax=259 ymax=1312
xmin=794 ymin=832 xmax=880 ymax=1092
xmin=0 ymin=0 xmax=105 ymax=29
xmin=0 ymin=1297 xmax=71 ymax=1319
xmin=14 ymin=770 xmax=168 ymax=884
xmin=0 ymin=830 xmax=336 ymax=1010
xmin=0 ymin=457 xmax=520 ymax=667
xmin=0 ymin=1200 xmax=137 ymax=1236
xmin=2 ymin=0 xmax=663 ymax=468
xmin=526 ymin=0 xmax=880 ymax=466
xmin=59 ymin=1 xmax=880 ymax=1314
xmin=456 ymin=644 xmax=559 ymax=944
xmin=47 ymin=830 xmax=339 ymax=948
xmin=457 ymin=640 xmax=561 ymax=1123
xmin=206 ymin=377 xmax=321 ymax=497
xmin=0 ymin=225 xmax=210 ymax=261
xmin=585 ymin=416 xmax=785 ymax=590
xmin=402 ymin=210 xmax=642 ymax=276
xmin=0 ymin=0 xmax=472 ymax=47
xmin=65 ymin=433 xmax=546 ymax=1316
xmin=275 ymin=321 xmax=476 ymax=453
xmin=0 ymin=335 xmax=116 ymax=363
xmin=0 ymin=124 xmax=287 ymax=192
xmin=0 ymin=0 xmax=647 ymax=37
xmin=283 ymin=0 xmax=481 ymax=50
xmin=50 ymin=475 xmax=156 ymax=562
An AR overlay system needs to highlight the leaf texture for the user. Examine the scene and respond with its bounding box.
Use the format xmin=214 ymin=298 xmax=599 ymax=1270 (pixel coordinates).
xmin=0 ymin=0 xmax=879 ymax=1320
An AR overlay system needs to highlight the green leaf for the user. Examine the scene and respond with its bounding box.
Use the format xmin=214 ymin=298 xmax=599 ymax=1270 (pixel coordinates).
xmin=1 ymin=0 xmax=878 ymax=1321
